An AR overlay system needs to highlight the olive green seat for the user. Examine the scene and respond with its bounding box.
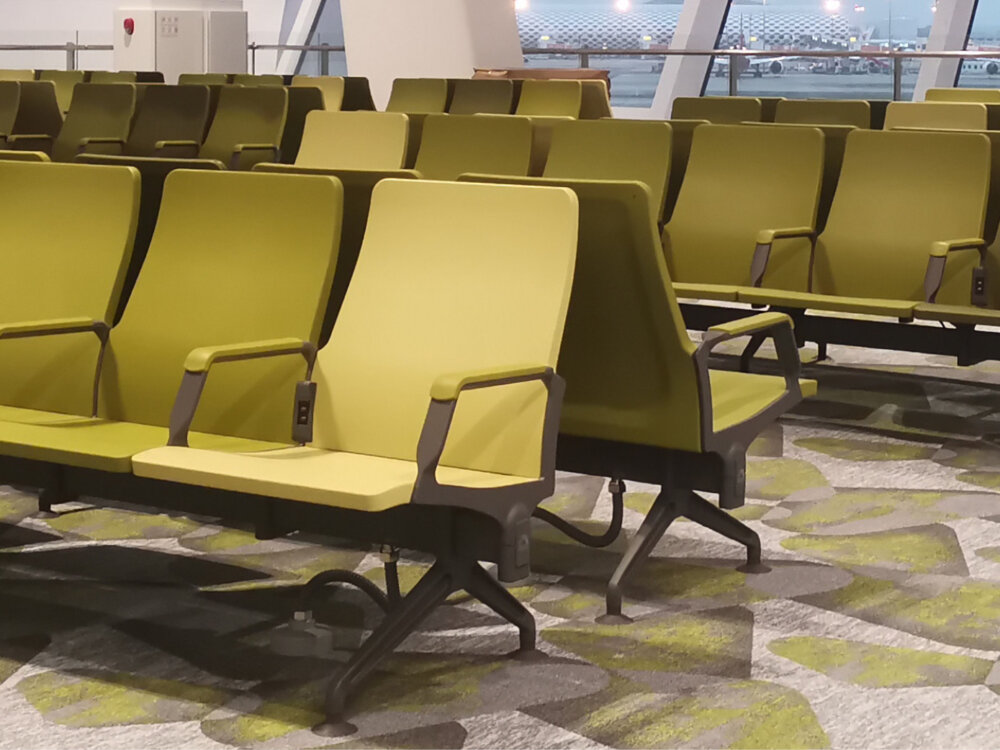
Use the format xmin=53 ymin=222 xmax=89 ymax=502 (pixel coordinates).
xmin=883 ymin=101 xmax=988 ymax=131
xmin=232 ymin=73 xmax=283 ymax=87
xmin=516 ymin=79 xmax=582 ymax=118
xmin=448 ymin=78 xmax=514 ymax=115
xmin=78 ymin=84 xmax=210 ymax=158
xmin=88 ymin=71 xmax=137 ymax=84
xmin=0 ymin=70 xmax=35 ymax=82
xmin=579 ymin=80 xmax=613 ymax=119
xmin=0 ymin=169 xmax=343 ymax=477
xmin=281 ymin=85 xmax=325 ymax=163
xmin=926 ymin=88 xmax=1000 ymax=104
xmin=0 ymin=161 xmax=139 ymax=419
xmin=0 ymin=81 xmax=19 ymax=140
xmin=664 ymin=124 xmax=824 ymax=302
xmin=662 ymin=119 xmax=707 ymax=223
xmin=179 ymin=73 xmax=231 ymax=86
xmin=132 ymin=178 xmax=578 ymax=731
xmin=671 ymin=96 xmax=763 ymax=123
xmin=462 ymin=172 xmax=814 ymax=619
xmin=342 ymin=77 xmax=376 ymax=111
xmin=8 ymin=83 xmax=136 ymax=162
xmin=0 ymin=150 xmax=50 ymax=163
xmin=385 ymin=78 xmax=448 ymax=114
xmin=775 ymin=98 xmax=871 ymax=129
xmin=292 ymin=75 xmax=346 ymax=110
xmin=254 ymin=111 xmax=413 ymax=343
xmin=414 ymin=113 xmax=532 ymax=181
xmin=9 ymin=81 xmax=63 ymax=140
xmin=541 ymin=119 xmax=672 ymax=224
xmin=38 ymin=70 xmax=86 ymax=113
xmin=275 ymin=110 xmax=409 ymax=170
xmin=742 ymin=130 xmax=991 ymax=320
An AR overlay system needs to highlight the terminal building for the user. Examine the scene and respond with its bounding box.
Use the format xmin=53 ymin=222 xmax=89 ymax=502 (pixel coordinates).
xmin=2 ymin=1 xmax=1000 ymax=748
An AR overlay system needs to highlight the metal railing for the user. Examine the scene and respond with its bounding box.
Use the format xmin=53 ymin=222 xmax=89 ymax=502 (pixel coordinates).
xmin=4 ymin=41 xmax=1000 ymax=101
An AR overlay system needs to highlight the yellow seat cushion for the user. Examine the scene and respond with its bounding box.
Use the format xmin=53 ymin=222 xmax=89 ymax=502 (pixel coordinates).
xmin=673 ymin=282 xmax=742 ymax=302
xmin=737 ymin=288 xmax=918 ymax=318
xmin=132 ymin=446 xmax=535 ymax=512
xmin=0 ymin=405 xmax=282 ymax=473
xmin=913 ymin=303 xmax=1000 ymax=327
xmin=710 ymin=371 xmax=817 ymax=433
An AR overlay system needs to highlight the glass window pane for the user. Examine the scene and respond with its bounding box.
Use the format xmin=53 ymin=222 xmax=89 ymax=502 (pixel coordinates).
xmin=960 ymin=3 xmax=1000 ymax=88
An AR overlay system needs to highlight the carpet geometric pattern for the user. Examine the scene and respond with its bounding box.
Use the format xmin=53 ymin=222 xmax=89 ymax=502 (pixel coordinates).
xmin=3 ymin=343 xmax=1000 ymax=749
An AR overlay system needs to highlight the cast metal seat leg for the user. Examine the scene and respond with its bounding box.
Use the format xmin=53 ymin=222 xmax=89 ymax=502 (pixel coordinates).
xmin=597 ymin=489 xmax=681 ymax=625
xmin=465 ymin=562 xmax=539 ymax=659
xmin=314 ymin=561 xmax=454 ymax=738
xmin=679 ymin=491 xmax=769 ymax=573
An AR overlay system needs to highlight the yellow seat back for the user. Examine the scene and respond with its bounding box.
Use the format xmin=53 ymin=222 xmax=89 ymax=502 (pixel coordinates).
xmin=292 ymin=75 xmax=346 ymax=110
xmin=38 ymin=70 xmax=86 ymax=112
xmin=516 ymin=80 xmax=582 ymax=118
xmin=0 ymin=162 xmax=139 ymax=415
xmin=312 ymin=179 xmax=578 ymax=479
xmin=814 ymin=130 xmax=990 ymax=306
xmin=415 ymin=114 xmax=532 ymax=181
xmin=295 ymin=110 xmax=409 ymax=170
xmin=543 ymin=119 xmax=672 ymax=224
xmin=11 ymin=81 xmax=62 ymax=138
xmin=89 ymin=71 xmax=138 ymax=84
xmin=0 ymin=70 xmax=35 ymax=82
xmin=102 ymin=170 xmax=342 ymax=441
xmin=664 ymin=124 xmax=824 ymax=290
xmin=179 ymin=73 xmax=230 ymax=86
xmin=662 ymin=119 xmax=707 ymax=223
xmin=53 ymin=83 xmax=136 ymax=162
xmin=232 ymin=74 xmax=284 ymax=87
xmin=448 ymin=79 xmax=515 ymax=115
xmin=199 ymin=86 xmax=288 ymax=165
xmin=884 ymin=101 xmax=988 ymax=130
xmin=385 ymin=78 xmax=448 ymax=114
xmin=580 ymin=80 xmax=612 ymax=119
xmin=775 ymin=98 xmax=871 ymax=128
xmin=926 ymin=88 xmax=1000 ymax=104
xmin=0 ymin=81 xmax=19 ymax=135
xmin=672 ymin=96 xmax=762 ymax=123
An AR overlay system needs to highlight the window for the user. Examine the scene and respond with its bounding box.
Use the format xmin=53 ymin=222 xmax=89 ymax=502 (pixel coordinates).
xmin=959 ymin=2 xmax=1000 ymax=88
xmin=296 ymin=0 xmax=347 ymax=76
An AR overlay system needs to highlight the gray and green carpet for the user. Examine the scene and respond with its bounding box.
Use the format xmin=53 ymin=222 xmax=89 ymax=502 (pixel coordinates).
xmin=4 ymin=343 xmax=1000 ymax=749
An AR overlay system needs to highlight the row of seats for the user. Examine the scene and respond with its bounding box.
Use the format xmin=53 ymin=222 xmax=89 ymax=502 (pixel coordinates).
xmin=0 ymin=119 xmax=809 ymax=731
xmin=0 ymin=68 xmax=164 ymax=112
xmin=671 ymin=94 xmax=1000 ymax=131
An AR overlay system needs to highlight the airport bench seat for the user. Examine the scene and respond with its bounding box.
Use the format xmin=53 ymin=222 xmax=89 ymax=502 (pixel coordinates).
xmin=912 ymin=303 xmax=1000 ymax=327
xmin=0 ymin=404 xmax=280 ymax=473
xmin=710 ymin=369 xmax=817 ymax=433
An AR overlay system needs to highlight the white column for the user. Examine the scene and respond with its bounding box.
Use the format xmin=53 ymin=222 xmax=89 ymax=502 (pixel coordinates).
xmin=913 ymin=0 xmax=977 ymax=100
xmin=340 ymin=0 xmax=523 ymax=109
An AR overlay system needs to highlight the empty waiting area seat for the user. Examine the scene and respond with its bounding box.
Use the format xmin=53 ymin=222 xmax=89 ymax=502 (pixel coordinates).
xmin=516 ymin=79 xmax=583 ymax=118
xmin=3 ymin=80 xmax=62 ymax=142
xmin=282 ymin=110 xmax=409 ymax=171
xmin=38 ymin=69 xmax=86 ymax=112
xmin=0 ymin=69 xmax=35 ymax=81
xmin=414 ymin=113 xmax=532 ymax=181
xmin=664 ymin=124 xmax=824 ymax=301
xmin=232 ymin=73 xmax=283 ymax=87
xmin=7 ymin=83 xmax=136 ymax=162
xmin=926 ymin=88 xmax=1000 ymax=103
xmin=775 ymin=98 xmax=871 ymax=128
xmin=448 ymin=78 xmax=515 ymax=115
xmin=385 ymin=77 xmax=448 ymax=114
xmin=292 ymin=75 xmax=346 ymax=110
xmin=883 ymin=101 xmax=989 ymax=130
xmin=0 ymin=81 xmax=18 ymax=139
xmin=132 ymin=178 xmax=579 ymax=731
xmin=671 ymin=96 xmax=763 ymax=123
xmin=88 ymin=71 xmax=137 ymax=84
xmin=178 ymin=72 xmax=231 ymax=86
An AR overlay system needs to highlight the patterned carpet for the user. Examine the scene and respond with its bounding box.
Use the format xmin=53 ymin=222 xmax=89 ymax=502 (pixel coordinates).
xmin=4 ymin=341 xmax=1000 ymax=749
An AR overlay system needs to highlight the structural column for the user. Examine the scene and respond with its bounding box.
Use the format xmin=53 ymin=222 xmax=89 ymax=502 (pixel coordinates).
xmin=913 ymin=0 xmax=978 ymax=100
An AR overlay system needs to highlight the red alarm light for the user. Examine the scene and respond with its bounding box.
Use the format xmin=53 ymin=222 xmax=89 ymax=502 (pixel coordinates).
xmin=124 ymin=17 xmax=135 ymax=36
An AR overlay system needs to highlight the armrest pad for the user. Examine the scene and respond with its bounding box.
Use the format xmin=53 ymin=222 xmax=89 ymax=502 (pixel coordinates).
xmin=930 ymin=238 xmax=986 ymax=258
xmin=156 ymin=139 xmax=199 ymax=149
xmin=233 ymin=143 xmax=279 ymax=153
xmin=430 ymin=364 xmax=552 ymax=401
xmin=7 ymin=134 xmax=52 ymax=142
xmin=707 ymin=312 xmax=793 ymax=339
xmin=0 ymin=317 xmax=106 ymax=339
xmin=755 ymin=227 xmax=815 ymax=245
xmin=80 ymin=137 xmax=126 ymax=146
xmin=185 ymin=338 xmax=313 ymax=373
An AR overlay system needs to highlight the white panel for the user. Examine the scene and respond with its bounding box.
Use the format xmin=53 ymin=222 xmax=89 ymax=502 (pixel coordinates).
xmin=207 ymin=10 xmax=248 ymax=73
xmin=155 ymin=9 xmax=204 ymax=83
xmin=341 ymin=0 xmax=522 ymax=108
xmin=914 ymin=0 xmax=978 ymax=100
xmin=113 ymin=9 xmax=157 ymax=71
